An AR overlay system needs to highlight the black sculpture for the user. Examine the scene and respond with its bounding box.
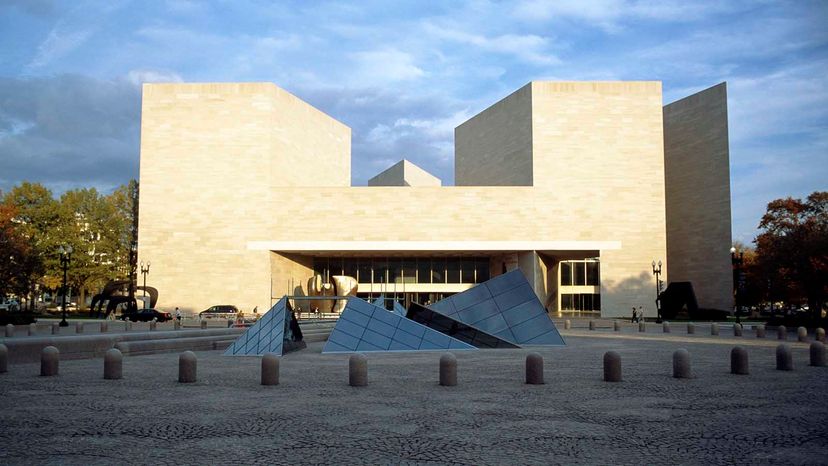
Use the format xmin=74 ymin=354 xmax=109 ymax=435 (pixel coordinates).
xmin=658 ymin=282 xmax=698 ymax=320
xmin=89 ymin=280 xmax=159 ymax=319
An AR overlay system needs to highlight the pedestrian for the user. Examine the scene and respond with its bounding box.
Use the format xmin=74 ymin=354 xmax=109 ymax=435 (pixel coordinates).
xmin=631 ymin=307 xmax=637 ymax=323
xmin=637 ymin=306 xmax=644 ymax=322
xmin=175 ymin=307 xmax=182 ymax=322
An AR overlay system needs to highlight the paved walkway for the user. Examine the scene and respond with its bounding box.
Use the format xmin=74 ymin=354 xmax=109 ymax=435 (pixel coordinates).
xmin=0 ymin=331 xmax=826 ymax=465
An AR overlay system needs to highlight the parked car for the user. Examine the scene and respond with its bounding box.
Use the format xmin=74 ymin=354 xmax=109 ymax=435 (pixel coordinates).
xmin=199 ymin=305 xmax=239 ymax=319
xmin=120 ymin=308 xmax=172 ymax=322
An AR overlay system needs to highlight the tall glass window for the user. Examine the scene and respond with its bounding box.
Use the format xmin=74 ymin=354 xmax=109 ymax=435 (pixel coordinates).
xmin=446 ymin=259 xmax=461 ymax=283
xmin=315 ymin=256 xmax=492 ymax=285
xmin=560 ymin=262 xmax=573 ymax=286
xmin=357 ymin=260 xmax=372 ymax=283
xmin=343 ymin=259 xmax=357 ymax=280
xmin=374 ymin=259 xmax=388 ymax=284
xmin=431 ymin=258 xmax=445 ymax=284
xmin=475 ymin=258 xmax=490 ymax=283
xmin=560 ymin=260 xmax=599 ymax=287
xmin=574 ymin=263 xmax=586 ymax=286
xmin=417 ymin=259 xmax=431 ymax=284
xmin=387 ymin=258 xmax=400 ymax=283
xmin=401 ymin=259 xmax=416 ymax=283
xmin=560 ymin=293 xmax=601 ymax=311
xmin=586 ymin=261 xmax=600 ymax=286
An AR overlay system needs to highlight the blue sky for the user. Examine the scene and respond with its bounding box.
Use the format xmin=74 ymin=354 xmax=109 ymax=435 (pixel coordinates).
xmin=0 ymin=0 xmax=826 ymax=243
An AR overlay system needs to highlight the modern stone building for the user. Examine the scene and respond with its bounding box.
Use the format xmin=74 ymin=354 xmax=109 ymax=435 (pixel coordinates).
xmin=137 ymin=81 xmax=732 ymax=318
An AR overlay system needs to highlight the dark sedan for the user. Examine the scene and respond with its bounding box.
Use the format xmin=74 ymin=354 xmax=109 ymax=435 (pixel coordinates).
xmin=120 ymin=308 xmax=172 ymax=322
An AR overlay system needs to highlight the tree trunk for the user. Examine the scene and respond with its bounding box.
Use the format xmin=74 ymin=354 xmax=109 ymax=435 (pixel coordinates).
xmin=79 ymin=287 xmax=86 ymax=311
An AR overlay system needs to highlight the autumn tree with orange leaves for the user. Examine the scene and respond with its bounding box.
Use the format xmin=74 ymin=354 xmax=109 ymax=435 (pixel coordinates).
xmin=755 ymin=191 xmax=828 ymax=320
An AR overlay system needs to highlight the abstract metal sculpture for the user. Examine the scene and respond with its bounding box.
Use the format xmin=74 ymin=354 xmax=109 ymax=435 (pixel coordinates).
xmin=331 ymin=275 xmax=358 ymax=312
xmin=307 ymin=274 xmax=335 ymax=312
xmin=307 ymin=274 xmax=358 ymax=313
xmin=89 ymin=280 xmax=158 ymax=319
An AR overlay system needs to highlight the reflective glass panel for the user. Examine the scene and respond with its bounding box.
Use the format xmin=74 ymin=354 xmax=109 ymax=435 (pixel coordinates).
xmin=357 ymin=260 xmax=372 ymax=283
xmin=560 ymin=262 xmax=572 ymax=286
xmin=475 ymin=258 xmax=490 ymax=283
xmin=587 ymin=261 xmax=600 ymax=286
xmin=575 ymin=262 xmax=586 ymax=286
xmin=446 ymin=259 xmax=461 ymax=283
xmin=417 ymin=259 xmax=431 ymax=284
xmin=431 ymin=258 xmax=445 ymax=284
xmin=343 ymin=259 xmax=358 ymax=280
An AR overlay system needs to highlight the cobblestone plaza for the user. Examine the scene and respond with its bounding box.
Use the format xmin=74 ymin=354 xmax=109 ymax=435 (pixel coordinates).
xmin=1 ymin=328 xmax=826 ymax=465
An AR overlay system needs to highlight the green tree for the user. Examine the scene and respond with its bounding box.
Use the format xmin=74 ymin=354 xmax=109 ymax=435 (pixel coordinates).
xmin=0 ymin=203 xmax=42 ymax=299
xmin=58 ymin=187 xmax=122 ymax=309
xmin=107 ymin=179 xmax=139 ymax=281
xmin=1 ymin=183 xmax=61 ymax=307
xmin=755 ymin=191 xmax=828 ymax=319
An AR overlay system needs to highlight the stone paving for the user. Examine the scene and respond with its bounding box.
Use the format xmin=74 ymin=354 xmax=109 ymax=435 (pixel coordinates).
xmin=0 ymin=328 xmax=826 ymax=465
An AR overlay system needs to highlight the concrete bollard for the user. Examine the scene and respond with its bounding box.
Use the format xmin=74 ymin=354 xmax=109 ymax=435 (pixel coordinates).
xmin=349 ymin=353 xmax=368 ymax=387
xmin=0 ymin=343 xmax=7 ymax=373
xmin=730 ymin=346 xmax=749 ymax=375
xmin=174 ymin=320 xmax=181 ymax=330
xmin=776 ymin=344 xmax=793 ymax=371
xmin=41 ymin=346 xmax=59 ymax=376
xmin=28 ymin=323 xmax=37 ymax=336
xmin=52 ymin=322 xmax=60 ymax=335
xmin=639 ymin=322 xmax=645 ymax=332
xmin=797 ymin=327 xmax=808 ymax=342
xmin=261 ymin=353 xmax=280 ymax=386
xmin=5 ymin=324 xmax=14 ymax=338
xmin=663 ymin=321 xmax=670 ymax=333
xmin=104 ymin=348 xmax=123 ymax=380
xmin=777 ymin=325 xmax=787 ymax=340
xmin=603 ymin=351 xmax=622 ymax=382
xmin=589 ymin=320 xmax=595 ymax=331
xmin=687 ymin=323 xmax=695 ymax=334
xmin=179 ymin=351 xmax=197 ymax=383
xmin=672 ymin=349 xmax=692 ymax=379
xmin=711 ymin=322 xmax=719 ymax=336
xmin=756 ymin=325 xmax=766 ymax=338
xmin=100 ymin=322 xmax=108 ymax=333
xmin=810 ymin=342 xmax=826 ymax=367
xmin=525 ymin=353 xmax=544 ymax=385
xmin=149 ymin=321 xmax=157 ymax=331
xmin=75 ymin=322 xmax=83 ymax=334
xmin=439 ymin=353 xmax=457 ymax=387
xmin=817 ymin=328 xmax=826 ymax=343
xmin=564 ymin=319 xmax=571 ymax=330
xmin=733 ymin=323 xmax=743 ymax=337
xmin=200 ymin=320 xmax=207 ymax=330
xmin=613 ymin=321 xmax=620 ymax=332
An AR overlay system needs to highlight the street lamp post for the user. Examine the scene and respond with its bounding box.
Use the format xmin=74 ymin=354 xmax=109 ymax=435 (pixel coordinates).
xmin=652 ymin=260 xmax=663 ymax=323
xmin=731 ymin=247 xmax=744 ymax=324
xmin=58 ymin=245 xmax=73 ymax=327
xmin=140 ymin=261 xmax=151 ymax=309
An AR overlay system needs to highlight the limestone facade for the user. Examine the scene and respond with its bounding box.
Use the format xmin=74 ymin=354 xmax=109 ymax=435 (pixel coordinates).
xmin=138 ymin=81 xmax=732 ymax=318
xmin=663 ymin=83 xmax=733 ymax=311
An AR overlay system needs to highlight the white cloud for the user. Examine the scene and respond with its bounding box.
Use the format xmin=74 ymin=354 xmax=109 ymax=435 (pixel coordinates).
xmin=27 ymin=26 xmax=92 ymax=69
xmin=127 ymin=69 xmax=184 ymax=86
xmin=351 ymin=48 xmax=426 ymax=84
xmin=512 ymin=0 xmax=739 ymax=31
xmin=425 ymin=25 xmax=560 ymax=65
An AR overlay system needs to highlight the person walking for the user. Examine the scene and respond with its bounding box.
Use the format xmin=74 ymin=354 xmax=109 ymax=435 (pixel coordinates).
xmin=175 ymin=307 xmax=181 ymax=322
xmin=631 ymin=307 xmax=637 ymax=323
